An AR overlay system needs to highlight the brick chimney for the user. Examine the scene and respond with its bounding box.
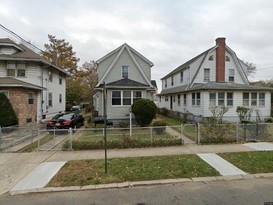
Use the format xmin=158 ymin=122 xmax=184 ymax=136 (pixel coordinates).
xmin=215 ymin=37 xmax=226 ymax=82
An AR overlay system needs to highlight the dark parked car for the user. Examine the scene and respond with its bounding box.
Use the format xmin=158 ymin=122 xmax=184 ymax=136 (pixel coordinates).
xmin=70 ymin=105 xmax=81 ymax=112
xmin=47 ymin=112 xmax=84 ymax=130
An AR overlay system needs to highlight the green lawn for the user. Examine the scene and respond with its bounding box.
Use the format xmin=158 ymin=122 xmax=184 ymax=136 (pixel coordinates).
xmin=156 ymin=114 xmax=182 ymax=126
xmin=47 ymin=154 xmax=219 ymax=187
xmin=219 ymin=151 xmax=273 ymax=174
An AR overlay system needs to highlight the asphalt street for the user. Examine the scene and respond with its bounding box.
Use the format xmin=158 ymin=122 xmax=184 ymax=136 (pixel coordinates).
xmin=0 ymin=178 xmax=273 ymax=205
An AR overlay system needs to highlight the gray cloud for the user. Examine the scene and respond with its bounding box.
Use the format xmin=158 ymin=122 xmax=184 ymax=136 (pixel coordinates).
xmin=1 ymin=0 xmax=273 ymax=90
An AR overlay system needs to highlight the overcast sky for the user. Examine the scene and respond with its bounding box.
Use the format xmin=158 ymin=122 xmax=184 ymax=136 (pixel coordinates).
xmin=1 ymin=0 xmax=273 ymax=90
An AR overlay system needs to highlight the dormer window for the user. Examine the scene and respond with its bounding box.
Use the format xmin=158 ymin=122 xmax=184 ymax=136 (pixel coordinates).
xmin=226 ymin=56 xmax=230 ymax=61
xmin=122 ymin=66 xmax=128 ymax=79
xmin=208 ymin=55 xmax=213 ymax=61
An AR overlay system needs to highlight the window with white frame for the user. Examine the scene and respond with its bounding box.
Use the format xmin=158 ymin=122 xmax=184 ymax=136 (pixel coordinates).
xmin=208 ymin=55 xmax=213 ymax=61
xmin=226 ymin=56 xmax=230 ymax=61
xmin=7 ymin=62 xmax=16 ymax=76
xmin=122 ymin=66 xmax=128 ymax=79
xmin=259 ymin=93 xmax=265 ymax=106
xmin=48 ymin=93 xmax=53 ymax=107
xmin=180 ymin=71 xmax=183 ymax=83
xmin=209 ymin=93 xmax=216 ymax=106
xmin=192 ymin=92 xmax=200 ymax=106
xmin=229 ymin=69 xmax=235 ymax=82
xmin=28 ymin=92 xmax=34 ymax=104
xmin=251 ymin=93 xmax=257 ymax=106
xmin=243 ymin=92 xmax=265 ymax=107
xmin=218 ymin=92 xmax=225 ymax=105
xmin=227 ymin=92 xmax=233 ymax=106
xmin=112 ymin=91 xmax=142 ymax=106
xmin=178 ymin=94 xmax=181 ymax=106
xmin=184 ymin=94 xmax=187 ymax=106
xmin=204 ymin=68 xmax=210 ymax=82
xmin=133 ymin=91 xmax=142 ymax=103
xmin=17 ymin=63 xmax=26 ymax=77
xmin=123 ymin=91 xmax=131 ymax=105
xmin=243 ymin=93 xmax=249 ymax=106
xmin=171 ymin=76 xmax=174 ymax=86
xmin=165 ymin=96 xmax=168 ymax=102
xmin=112 ymin=91 xmax=121 ymax=105
xmin=164 ymin=79 xmax=167 ymax=88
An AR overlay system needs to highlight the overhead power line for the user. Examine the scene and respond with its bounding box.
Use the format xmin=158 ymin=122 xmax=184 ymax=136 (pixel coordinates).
xmin=0 ymin=23 xmax=43 ymax=53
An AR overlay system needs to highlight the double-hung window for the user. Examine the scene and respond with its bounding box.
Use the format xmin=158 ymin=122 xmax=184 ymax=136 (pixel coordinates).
xmin=227 ymin=93 xmax=233 ymax=106
xmin=209 ymin=93 xmax=216 ymax=106
xmin=122 ymin=66 xmax=128 ymax=79
xmin=180 ymin=71 xmax=183 ymax=83
xmin=28 ymin=92 xmax=34 ymax=104
xmin=133 ymin=91 xmax=142 ymax=103
xmin=123 ymin=91 xmax=131 ymax=105
xmin=229 ymin=69 xmax=235 ymax=82
xmin=192 ymin=92 xmax=200 ymax=106
xmin=183 ymin=94 xmax=187 ymax=106
xmin=243 ymin=93 xmax=249 ymax=106
xmin=204 ymin=68 xmax=210 ymax=82
xmin=171 ymin=76 xmax=174 ymax=86
xmin=178 ymin=94 xmax=181 ymax=106
xmin=259 ymin=93 xmax=265 ymax=106
xmin=251 ymin=93 xmax=257 ymax=106
xmin=7 ymin=62 xmax=16 ymax=76
xmin=112 ymin=91 xmax=121 ymax=105
xmin=17 ymin=63 xmax=26 ymax=77
xmin=218 ymin=92 xmax=225 ymax=106
xmin=164 ymin=79 xmax=167 ymax=88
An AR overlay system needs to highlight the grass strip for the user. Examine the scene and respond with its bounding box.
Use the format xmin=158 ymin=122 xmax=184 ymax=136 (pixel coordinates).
xmin=47 ymin=154 xmax=219 ymax=187
xmin=219 ymin=151 xmax=273 ymax=174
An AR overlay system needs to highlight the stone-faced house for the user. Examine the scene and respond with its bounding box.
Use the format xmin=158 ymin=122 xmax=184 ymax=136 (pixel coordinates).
xmin=158 ymin=38 xmax=272 ymax=122
xmin=0 ymin=38 xmax=67 ymax=127
xmin=93 ymin=43 xmax=156 ymax=123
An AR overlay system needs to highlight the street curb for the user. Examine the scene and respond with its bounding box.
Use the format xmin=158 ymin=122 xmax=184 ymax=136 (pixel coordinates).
xmin=9 ymin=173 xmax=273 ymax=196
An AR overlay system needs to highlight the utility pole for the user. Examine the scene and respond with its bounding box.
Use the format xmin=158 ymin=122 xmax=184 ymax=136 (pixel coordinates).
xmin=103 ymin=82 xmax=107 ymax=174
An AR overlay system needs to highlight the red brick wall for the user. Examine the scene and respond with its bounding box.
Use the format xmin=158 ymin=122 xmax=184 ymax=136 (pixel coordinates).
xmin=0 ymin=88 xmax=38 ymax=127
xmin=216 ymin=38 xmax=226 ymax=82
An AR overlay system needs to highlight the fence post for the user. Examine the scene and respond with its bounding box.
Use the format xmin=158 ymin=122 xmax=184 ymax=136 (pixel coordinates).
xmin=150 ymin=127 xmax=153 ymax=145
xmin=180 ymin=124 xmax=184 ymax=138
xmin=243 ymin=124 xmax=246 ymax=142
xmin=37 ymin=129 xmax=40 ymax=152
xmin=236 ymin=123 xmax=239 ymax=142
xmin=31 ymin=128 xmax=34 ymax=152
xmin=256 ymin=123 xmax=259 ymax=141
xmin=0 ymin=126 xmax=2 ymax=151
xmin=197 ymin=123 xmax=201 ymax=144
xmin=69 ymin=128 xmax=73 ymax=151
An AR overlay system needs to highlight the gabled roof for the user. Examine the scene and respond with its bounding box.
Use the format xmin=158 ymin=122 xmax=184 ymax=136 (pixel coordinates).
xmin=97 ymin=43 xmax=153 ymax=66
xmin=158 ymin=82 xmax=273 ymax=95
xmin=0 ymin=77 xmax=45 ymax=90
xmin=161 ymin=47 xmax=215 ymax=80
xmin=96 ymin=78 xmax=150 ymax=89
xmin=0 ymin=38 xmax=68 ymax=76
xmin=96 ymin=43 xmax=153 ymax=87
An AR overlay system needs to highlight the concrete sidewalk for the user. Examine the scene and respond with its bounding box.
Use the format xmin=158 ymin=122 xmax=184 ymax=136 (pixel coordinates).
xmin=1 ymin=142 xmax=272 ymax=196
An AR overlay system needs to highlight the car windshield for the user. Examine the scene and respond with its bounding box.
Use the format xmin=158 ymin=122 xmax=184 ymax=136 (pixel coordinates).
xmin=59 ymin=114 xmax=74 ymax=120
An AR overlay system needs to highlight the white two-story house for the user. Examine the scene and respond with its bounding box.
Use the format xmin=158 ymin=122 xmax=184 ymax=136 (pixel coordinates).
xmin=0 ymin=38 xmax=67 ymax=127
xmin=158 ymin=38 xmax=272 ymax=122
xmin=93 ymin=43 xmax=156 ymax=123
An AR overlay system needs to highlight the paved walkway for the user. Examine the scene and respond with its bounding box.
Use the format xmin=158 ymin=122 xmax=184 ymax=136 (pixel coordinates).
xmin=1 ymin=142 xmax=273 ymax=196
